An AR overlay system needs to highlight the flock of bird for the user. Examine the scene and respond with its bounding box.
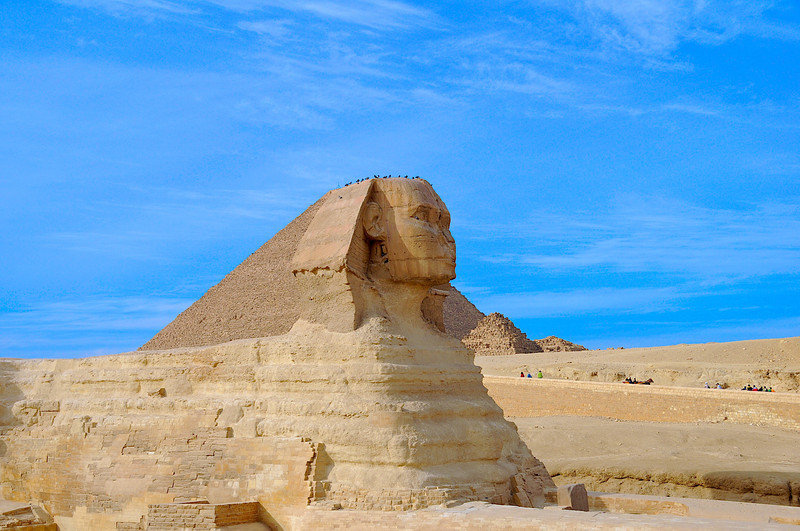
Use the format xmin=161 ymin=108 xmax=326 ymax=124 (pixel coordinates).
xmin=343 ymin=175 xmax=421 ymax=186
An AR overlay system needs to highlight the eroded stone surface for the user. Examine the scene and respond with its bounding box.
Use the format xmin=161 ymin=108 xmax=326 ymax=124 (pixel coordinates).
xmin=0 ymin=179 xmax=552 ymax=529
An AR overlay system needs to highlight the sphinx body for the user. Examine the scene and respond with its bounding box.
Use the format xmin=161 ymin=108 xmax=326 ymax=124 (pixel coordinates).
xmin=0 ymin=178 xmax=551 ymax=529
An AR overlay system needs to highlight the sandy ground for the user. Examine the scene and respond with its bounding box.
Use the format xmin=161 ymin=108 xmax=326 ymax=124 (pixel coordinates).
xmin=514 ymin=415 xmax=800 ymax=506
xmin=477 ymin=335 xmax=800 ymax=391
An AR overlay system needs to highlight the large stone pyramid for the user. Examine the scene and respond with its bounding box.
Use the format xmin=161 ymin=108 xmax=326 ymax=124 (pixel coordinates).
xmin=141 ymin=197 xmax=485 ymax=350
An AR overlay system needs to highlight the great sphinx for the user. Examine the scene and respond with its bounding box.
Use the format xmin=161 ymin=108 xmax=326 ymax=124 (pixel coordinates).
xmin=0 ymin=178 xmax=551 ymax=529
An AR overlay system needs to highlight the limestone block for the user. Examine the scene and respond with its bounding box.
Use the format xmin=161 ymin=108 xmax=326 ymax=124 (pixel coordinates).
xmin=215 ymin=405 xmax=244 ymax=428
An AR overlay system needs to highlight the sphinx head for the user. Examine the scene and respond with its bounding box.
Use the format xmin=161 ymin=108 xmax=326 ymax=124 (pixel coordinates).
xmin=291 ymin=178 xmax=456 ymax=332
xmin=363 ymin=179 xmax=456 ymax=286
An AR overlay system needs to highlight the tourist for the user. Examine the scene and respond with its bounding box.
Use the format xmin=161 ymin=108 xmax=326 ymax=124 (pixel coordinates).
xmin=520 ymin=371 xmax=525 ymax=378
xmin=526 ymin=373 xmax=532 ymax=378
xmin=537 ymin=370 xmax=543 ymax=378
xmin=704 ymin=382 xmax=710 ymax=388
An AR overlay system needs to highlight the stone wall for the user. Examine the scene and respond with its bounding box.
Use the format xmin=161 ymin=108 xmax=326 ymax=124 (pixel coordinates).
xmin=484 ymin=376 xmax=800 ymax=429
xmin=1 ymin=329 xmax=552 ymax=529
xmin=1 ymin=415 xmax=314 ymax=530
xmin=146 ymin=501 xmax=260 ymax=530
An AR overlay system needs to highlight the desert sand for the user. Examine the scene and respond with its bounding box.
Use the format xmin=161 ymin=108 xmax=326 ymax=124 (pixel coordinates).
xmin=513 ymin=416 xmax=800 ymax=506
xmin=477 ymin=335 xmax=800 ymax=391
xmin=474 ymin=336 xmax=800 ymax=507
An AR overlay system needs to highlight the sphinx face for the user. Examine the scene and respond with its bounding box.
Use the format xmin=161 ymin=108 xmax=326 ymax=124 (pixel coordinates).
xmin=377 ymin=179 xmax=456 ymax=285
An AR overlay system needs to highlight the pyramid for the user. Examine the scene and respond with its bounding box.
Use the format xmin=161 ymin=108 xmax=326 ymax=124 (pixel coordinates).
xmin=142 ymin=199 xmax=486 ymax=350
xmin=462 ymin=312 xmax=544 ymax=356
xmin=534 ymin=335 xmax=587 ymax=352
xmin=443 ymin=286 xmax=485 ymax=340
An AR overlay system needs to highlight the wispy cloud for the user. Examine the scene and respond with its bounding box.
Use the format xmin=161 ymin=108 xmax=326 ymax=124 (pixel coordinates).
xmin=560 ymin=0 xmax=800 ymax=57
xmin=476 ymin=196 xmax=800 ymax=280
xmin=255 ymin=0 xmax=438 ymax=29
xmin=58 ymin=0 xmax=199 ymax=16
xmin=0 ymin=296 xmax=192 ymax=332
xmin=40 ymin=184 xmax=318 ymax=258
xmin=474 ymin=285 xmax=687 ymax=318
xmin=0 ymin=296 xmax=193 ymax=358
xmin=237 ymin=18 xmax=294 ymax=38
xmin=59 ymin=0 xmax=438 ymax=29
xmin=49 ymin=0 xmax=800 ymax=128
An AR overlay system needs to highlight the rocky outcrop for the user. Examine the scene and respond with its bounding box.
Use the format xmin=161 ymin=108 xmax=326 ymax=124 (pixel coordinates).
xmin=462 ymin=313 xmax=543 ymax=356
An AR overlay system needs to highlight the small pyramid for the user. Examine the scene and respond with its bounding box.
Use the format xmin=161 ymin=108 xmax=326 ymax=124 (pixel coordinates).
xmin=462 ymin=312 xmax=543 ymax=356
xmin=534 ymin=335 xmax=587 ymax=352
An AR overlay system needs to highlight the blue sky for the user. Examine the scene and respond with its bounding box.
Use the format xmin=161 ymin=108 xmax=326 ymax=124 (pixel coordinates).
xmin=1 ymin=0 xmax=799 ymax=358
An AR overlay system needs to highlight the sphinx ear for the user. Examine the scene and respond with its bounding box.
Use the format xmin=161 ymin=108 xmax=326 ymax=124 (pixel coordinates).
xmin=363 ymin=202 xmax=385 ymax=240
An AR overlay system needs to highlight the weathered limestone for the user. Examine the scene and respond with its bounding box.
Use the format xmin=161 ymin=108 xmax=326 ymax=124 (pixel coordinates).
xmin=0 ymin=501 xmax=56 ymax=530
xmin=0 ymin=178 xmax=552 ymax=529
xmin=145 ymin=501 xmax=264 ymax=530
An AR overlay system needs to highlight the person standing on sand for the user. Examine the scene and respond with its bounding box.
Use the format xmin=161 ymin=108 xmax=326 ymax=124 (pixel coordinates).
xmin=537 ymin=370 xmax=543 ymax=378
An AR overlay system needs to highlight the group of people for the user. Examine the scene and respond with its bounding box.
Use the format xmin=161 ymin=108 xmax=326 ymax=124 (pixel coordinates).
xmin=344 ymin=175 xmax=421 ymax=186
xmin=622 ymin=377 xmax=654 ymax=385
xmin=703 ymin=382 xmax=775 ymax=391
xmin=520 ymin=371 xmax=544 ymax=379
xmin=741 ymin=384 xmax=774 ymax=392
